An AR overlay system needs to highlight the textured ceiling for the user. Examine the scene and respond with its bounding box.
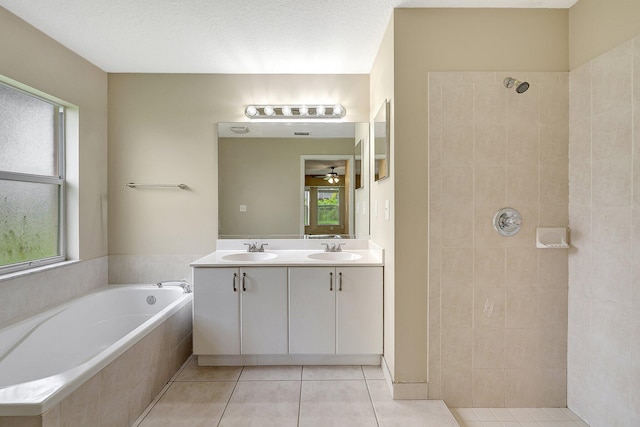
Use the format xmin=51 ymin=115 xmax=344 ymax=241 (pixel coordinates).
xmin=0 ymin=0 xmax=578 ymax=74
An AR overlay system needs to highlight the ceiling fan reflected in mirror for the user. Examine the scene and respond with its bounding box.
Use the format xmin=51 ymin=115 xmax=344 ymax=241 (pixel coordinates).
xmin=324 ymin=167 xmax=340 ymax=184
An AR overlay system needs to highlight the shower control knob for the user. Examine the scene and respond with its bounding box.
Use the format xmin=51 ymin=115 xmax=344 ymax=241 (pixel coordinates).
xmin=493 ymin=207 xmax=522 ymax=237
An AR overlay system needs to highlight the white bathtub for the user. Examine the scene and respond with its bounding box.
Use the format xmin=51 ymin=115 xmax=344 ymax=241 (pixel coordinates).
xmin=0 ymin=285 xmax=192 ymax=417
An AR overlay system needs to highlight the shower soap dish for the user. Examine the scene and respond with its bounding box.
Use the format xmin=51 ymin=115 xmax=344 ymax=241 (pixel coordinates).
xmin=536 ymin=227 xmax=569 ymax=249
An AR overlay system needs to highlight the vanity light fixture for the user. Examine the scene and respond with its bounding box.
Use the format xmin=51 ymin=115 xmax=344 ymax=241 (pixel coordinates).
xmin=244 ymin=104 xmax=346 ymax=119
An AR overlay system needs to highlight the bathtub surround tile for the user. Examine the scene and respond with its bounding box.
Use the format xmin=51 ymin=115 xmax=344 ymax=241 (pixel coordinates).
xmin=429 ymin=71 xmax=569 ymax=407
xmin=60 ymin=374 xmax=101 ymax=427
xmin=108 ymin=254 xmax=204 ymax=285
xmin=0 ymin=256 xmax=107 ymax=328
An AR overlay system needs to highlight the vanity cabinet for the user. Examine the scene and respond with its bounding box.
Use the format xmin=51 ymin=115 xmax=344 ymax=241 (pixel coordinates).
xmin=289 ymin=266 xmax=383 ymax=355
xmin=193 ymin=267 xmax=288 ymax=355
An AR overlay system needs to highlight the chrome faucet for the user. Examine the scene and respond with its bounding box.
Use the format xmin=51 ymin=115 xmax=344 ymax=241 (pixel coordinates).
xmin=156 ymin=279 xmax=192 ymax=293
xmin=321 ymin=243 xmax=345 ymax=252
xmin=244 ymin=242 xmax=268 ymax=252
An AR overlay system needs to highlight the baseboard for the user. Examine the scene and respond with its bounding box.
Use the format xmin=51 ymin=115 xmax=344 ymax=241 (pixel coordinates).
xmin=198 ymin=354 xmax=381 ymax=366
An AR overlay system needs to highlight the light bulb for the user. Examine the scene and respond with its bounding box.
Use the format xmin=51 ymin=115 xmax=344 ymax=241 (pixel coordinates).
xmin=282 ymin=106 xmax=292 ymax=116
xmin=245 ymin=105 xmax=258 ymax=117
xmin=263 ymin=106 xmax=275 ymax=116
xmin=299 ymin=105 xmax=308 ymax=116
xmin=316 ymin=105 xmax=325 ymax=116
xmin=333 ymin=105 xmax=344 ymax=116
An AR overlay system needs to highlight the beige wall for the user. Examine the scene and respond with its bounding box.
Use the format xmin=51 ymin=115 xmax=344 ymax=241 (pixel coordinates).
xmin=369 ymin=17 xmax=396 ymax=382
xmin=218 ymin=137 xmax=354 ymax=237
xmin=568 ymin=34 xmax=640 ymax=427
xmin=569 ymin=0 xmax=640 ymax=69
xmin=429 ymin=71 xmax=569 ymax=407
xmin=108 ymin=74 xmax=369 ymax=255
xmin=389 ymin=8 xmax=569 ymax=393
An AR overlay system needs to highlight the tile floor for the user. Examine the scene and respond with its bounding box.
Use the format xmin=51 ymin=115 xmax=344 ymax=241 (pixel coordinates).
xmin=451 ymin=407 xmax=589 ymax=427
xmin=133 ymin=358 xmax=590 ymax=427
xmin=133 ymin=357 xmax=459 ymax=426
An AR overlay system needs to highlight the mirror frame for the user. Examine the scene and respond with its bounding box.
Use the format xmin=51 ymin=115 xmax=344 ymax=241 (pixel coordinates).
xmin=374 ymin=100 xmax=390 ymax=181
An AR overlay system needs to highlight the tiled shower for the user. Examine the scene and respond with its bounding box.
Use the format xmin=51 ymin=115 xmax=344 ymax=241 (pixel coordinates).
xmin=428 ymin=71 xmax=569 ymax=408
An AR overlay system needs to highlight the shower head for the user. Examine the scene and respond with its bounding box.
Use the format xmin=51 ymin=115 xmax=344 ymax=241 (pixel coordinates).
xmin=503 ymin=77 xmax=530 ymax=94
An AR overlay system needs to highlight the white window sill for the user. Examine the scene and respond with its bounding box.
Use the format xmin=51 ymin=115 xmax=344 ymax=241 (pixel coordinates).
xmin=0 ymin=260 xmax=81 ymax=283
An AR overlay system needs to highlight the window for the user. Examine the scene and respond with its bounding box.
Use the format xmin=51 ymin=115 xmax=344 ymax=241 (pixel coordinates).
xmin=316 ymin=188 xmax=340 ymax=226
xmin=0 ymin=82 xmax=65 ymax=274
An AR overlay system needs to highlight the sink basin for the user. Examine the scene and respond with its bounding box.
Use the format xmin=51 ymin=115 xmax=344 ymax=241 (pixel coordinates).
xmin=307 ymin=252 xmax=363 ymax=261
xmin=222 ymin=252 xmax=278 ymax=262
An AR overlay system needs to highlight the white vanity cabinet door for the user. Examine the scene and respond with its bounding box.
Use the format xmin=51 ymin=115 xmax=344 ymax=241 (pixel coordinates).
xmin=240 ymin=267 xmax=288 ymax=354
xmin=289 ymin=267 xmax=336 ymax=354
xmin=193 ymin=267 xmax=240 ymax=355
xmin=336 ymin=267 xmax=383 ymax=354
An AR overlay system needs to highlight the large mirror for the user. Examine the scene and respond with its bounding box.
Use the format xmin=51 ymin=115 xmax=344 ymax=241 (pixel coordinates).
xmin=374 ymin=100 xmax=390 ymax=181
xmin=218 ymin=122 xmax=369 ymax=239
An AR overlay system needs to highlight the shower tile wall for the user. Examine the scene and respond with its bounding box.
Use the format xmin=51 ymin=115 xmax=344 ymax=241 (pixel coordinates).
xmin=568 ymin=34 xmax=640 ymax=427
xmin=428 ymin=71 xmax=569 ymax=407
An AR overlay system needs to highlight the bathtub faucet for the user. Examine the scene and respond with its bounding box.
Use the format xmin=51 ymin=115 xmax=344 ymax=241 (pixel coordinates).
xmin=156 ymin=279 xmax=192 ymax=293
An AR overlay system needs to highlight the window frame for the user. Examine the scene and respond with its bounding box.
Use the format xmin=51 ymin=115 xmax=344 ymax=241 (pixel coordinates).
xmin=0 ymin=82 xmax=66 ymax=275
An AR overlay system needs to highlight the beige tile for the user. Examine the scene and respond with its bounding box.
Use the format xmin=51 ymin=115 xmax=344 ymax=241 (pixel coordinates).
xmin=474 ymin=206 xmax=507 ymax=249
xmin=60 ymin=374 xmax=100 ymax=427
xmin=569 ymin=62 xmax=591 ymax=123
xmin=100 ymin=354 xmax=131 ymax=423
xmin=139 ymin=381 xmax=234 ymax=427
xmin=472 ymin=370 xmax=505 ymax=407
xmin=299 ymin=380 xmax=377 ymax=427
xmin=42 ymin=404 xmax=61 ymax=427
xmin=362 ymin=365 xmax=385 ymax=380
xmin=442 ymin=247 xmax=473 ymax=288
xmin=506 ymin=247 xmax=539 ymax=288
xmin=506 ymin=165 xmax=539 ymax=207
xmin=475 ymin=125 xmax=507 ymax=166
xmin=592 ymin=207 xmax=633 ymax=263
xmin=443 ymin=207 xmax=474 ymax=248
xmin=441 ymin=328 xmax=472 ymax=369
xmin=506 ymin=288 xmax=539 ymax=329
xmin=443 ymin=84 xmax=474 ymax=127
xmin=473 ymin=328 xmax=505 ymax=369
xmin=505 ymin=369 xmax=542 ymax=407
xmin=175 ymin=358 xmax=242 ymax=381
xmin=540 ymin=162 xmax=569 ymax=208
xmin=368 ymin=380 xmax=459 ymax=427
xmin=591 ymin=39 xmax=633 ymax=116
xmin=505 ymin=329 xmax=539 ymax=369
xmin=539 ymin=328 xmax=568 ymax=369
xmin=441 ymin=369 xmax=473 ymax=408
xmin=442 ymin=165 xmax=474 ymax=207
xmin=539 ymin=80 xmax=569 ymax=126
xmin=474 ymin=288 xmax=506 ymax=329
xmin=239 ymin=365 xmax=302 ymax=381
xmin=507 ymin=83 xmax=539 ymax=124
xmin=568 ymin=120 xmax=592 ymax=208
xmin=538 ymin=370 xmax=567 ymax=407
xmin=0 ymin=417 xmax=42 ymax=427
xmin=506 ymin=122 xmax=539 ymax=166
xmin=441 ymin=286 xmax=473 ymax=329
xmin=538 ymin=250 xmax=568 ymax=288
xmin=443 ymin=125 xmax=474 ymax=165
xmin=538 ymin=288 xmax=568 ymax=330
xmin=474 ymin=83 xmax=507 ymax=125
xmin=220 ymin=381 xmax=300 ymax=427
xmin=539 ymin=123 xmax=569 ymax=165
xmin=475 ymin=166 xmax=507 ymax=207
xmin=430 ymin=167 xmax=442 ymax=204
xmin=302 ymin=365 xmax=364 ymax=380
xmin=474 ymin=248 xmax=506 ymax=288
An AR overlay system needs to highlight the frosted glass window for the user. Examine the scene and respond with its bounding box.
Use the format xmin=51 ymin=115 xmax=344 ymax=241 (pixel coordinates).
xmin=0 ymin=181 xmax=60 ymax=267
xmin=0 ymin=84 xmax=59 ymax=176
xmin=0 ymin=81 xmax=65 ymax=273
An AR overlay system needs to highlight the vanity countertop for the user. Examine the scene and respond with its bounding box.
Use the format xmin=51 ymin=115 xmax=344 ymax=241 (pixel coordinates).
xmin=191 ymin=239 xmax=384 ymax=267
